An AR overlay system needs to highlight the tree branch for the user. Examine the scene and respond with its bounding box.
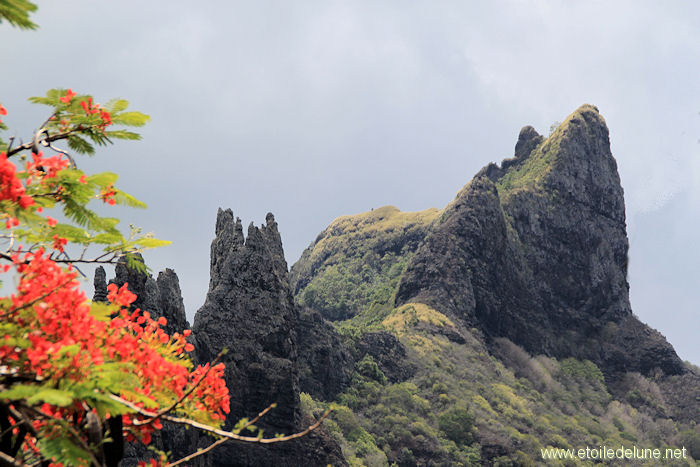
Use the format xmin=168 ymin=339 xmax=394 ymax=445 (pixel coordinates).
xmin=109 ymin=394 xmax=332 ymax=444
xmin=167 ymin=402 xmax=279 ymax=467
xmin=0 ymin=451 xmax=26 ymax=467
xmin=0 ymin=251 xmax=122 ymax=267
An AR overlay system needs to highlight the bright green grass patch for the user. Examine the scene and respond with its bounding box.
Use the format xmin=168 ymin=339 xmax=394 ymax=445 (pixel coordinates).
xmin=382 ymin=302 xmax=455 ymax=334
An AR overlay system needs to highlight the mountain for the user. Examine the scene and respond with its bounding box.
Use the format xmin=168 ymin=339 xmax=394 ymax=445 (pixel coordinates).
xmin=100 ymin=104 xmax=700 ymax=466
xmin=290 ymin=105 xmax=699 ymax=465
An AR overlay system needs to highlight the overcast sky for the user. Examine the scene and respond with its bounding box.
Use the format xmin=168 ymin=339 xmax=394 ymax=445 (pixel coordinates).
xmin=1 ymin=1 xmax=698 ymax=364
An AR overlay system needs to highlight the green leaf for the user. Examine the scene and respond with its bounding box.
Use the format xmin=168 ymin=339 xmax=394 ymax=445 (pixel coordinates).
xmin=105 ymin=98 xmax=129 ymax=113
xmin=91 ymin=232 xmax=123 ymax=244
xmin=28 ymin=88 xmax=64 ymax=107
xmin=135 ymin=238 xmax=171 ymax=248
xmin=0 ymin=0 xmax=39 ymax=30
xmin=0 ymin=384 xmax=38 ymax=401
xmin=104 ymin=129 xmax=141 ymax=141
xmin=124 ymin=253 xmax=148 ymax=274
xmin=27 ymin=388 xmax=74 ymax=407
xmin=89 ymin=301 xmax=117 ymax=322
xmin=37 ymin=431 xmax=91 ymax=466
xmin=67 ymin=134 xmax=95 ymax=155
xmin=113 ymin=189 xmax=147 ymax=208
xmin=52 ymin=223 xmax=91 ymax=243
xmin=87 ymin=172 xmax=119 ymax=187
xmin=112 ymin=111 xmax=150 ymax=127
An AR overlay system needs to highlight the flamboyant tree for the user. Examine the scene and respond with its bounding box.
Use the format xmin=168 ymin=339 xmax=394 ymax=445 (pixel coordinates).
xmin=0 ymin=4 xmax=329 ymax=467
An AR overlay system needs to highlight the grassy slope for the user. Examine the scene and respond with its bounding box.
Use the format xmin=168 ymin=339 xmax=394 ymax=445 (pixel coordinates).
xmin=294 ymin=206 xmax=440 ymax=323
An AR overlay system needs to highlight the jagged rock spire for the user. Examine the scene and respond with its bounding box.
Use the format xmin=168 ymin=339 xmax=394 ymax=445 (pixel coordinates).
xmin=93 ymin=266 xmax=108 ymax=303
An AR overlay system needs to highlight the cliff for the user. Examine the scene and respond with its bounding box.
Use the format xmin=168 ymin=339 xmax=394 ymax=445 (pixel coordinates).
xmin=190 ymin=209 xmax=345 ymax=466
xmin=396 ymin=104 xmax=684 ymax=379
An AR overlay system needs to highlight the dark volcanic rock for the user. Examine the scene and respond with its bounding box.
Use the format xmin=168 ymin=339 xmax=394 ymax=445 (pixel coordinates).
xmin=513 ymin=125 xmax=544 ymax=161
xmin=93 ymin=266 xmax=108 ymax=302
xmin=192 ymin=210 xmax=299 ymax=433
xmin=396 ymin=104 xmax=685 ymax=379
xmin=155 ymin=269 xmax=189 ymax=335
xmin=191 ymin=209 xmax=346 ymax=466
xmin=102 ymin=254 xmax=190 ymax=334
xmin=355 ymin=331 xmax=416 ymax=383
xmin=297 ymin=308 xmax=352 ymax=401
xmin=97 ymin=258 xmax=194 ymax=465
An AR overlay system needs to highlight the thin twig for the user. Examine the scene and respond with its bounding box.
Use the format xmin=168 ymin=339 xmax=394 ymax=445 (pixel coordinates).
xmin=239 ymin=403 xmax=275 ymax=433
xmin=167 ymin=406 xmax=332 ymax=467
xmin=7 ymin=128 xmax=76 ymax=158
xmin=167 ymin=435 xmax=227 ymax=467
xmin=169 ymin=402 xmax=278 ymax=466
xmin=110 ymin=394 xmax=332 ymax=444
xmin=0 ymin=251 xmax=121 ymax=267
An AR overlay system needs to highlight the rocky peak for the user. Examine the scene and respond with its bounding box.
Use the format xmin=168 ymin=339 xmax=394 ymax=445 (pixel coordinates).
xmin=191 ymin=209 xmax=346 ymax=465
xmin=396 ymin=105 xmax=684 ymax=379
xmin=93 ymin=266 xmax=108 ymax=303
xmin=192 ymin=209 xmax=298 ymax=429
xmin=514 ymin=125 xmax=544 ymax=160
xmin=542 ymin=104 xmax=625 ymax=224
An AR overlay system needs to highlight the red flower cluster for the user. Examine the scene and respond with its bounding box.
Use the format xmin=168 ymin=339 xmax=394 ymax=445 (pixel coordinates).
xmin=51 ymin=234 xmax=67 ymax=252
xmin=100 ymin=183 xmax=117 ymax=205
xmin=0 ymin=103 xmax=7 ymax=124
xmin=79 ymin=98 xmax=112 ymax=130
xmin=59 ymin=89 xmax=76 ymax=104
xmin=0 ymin=151 xmax=34 ymax=208
xmin=1 ymin=249 xmax=230 ymax=460
xmin=26 ymin=151 xmax=70 ymax=179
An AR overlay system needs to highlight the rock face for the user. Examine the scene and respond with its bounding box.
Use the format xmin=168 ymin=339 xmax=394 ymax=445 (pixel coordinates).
xmin=355 ymin=331 xmax=415 ymax=383
xmin=192 ymin=210 xmax=299 ymax=433
xmin=396 ymin=105 xmax=685 ymax=379
xmin=296 ymin=308 xmax=352 ymax=401
xmin=191 ymin=209 xmax=346 ymax=466
xmin=290 ymin=206 xmax=440 ymax=321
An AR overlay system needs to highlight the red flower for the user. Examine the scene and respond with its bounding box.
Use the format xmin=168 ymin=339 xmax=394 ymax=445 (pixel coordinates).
xmin=59 ymin=89 xmax=77 ymax=104
xmin=51 ymin=235 xmax=67 ymax=253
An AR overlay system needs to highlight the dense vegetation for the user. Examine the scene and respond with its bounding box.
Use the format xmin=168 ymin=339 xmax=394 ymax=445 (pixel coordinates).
xmin=292 ymin=205 xmax=440 ymax=323
xmin=300 ymin=300 xmax=698 ymax=465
